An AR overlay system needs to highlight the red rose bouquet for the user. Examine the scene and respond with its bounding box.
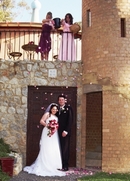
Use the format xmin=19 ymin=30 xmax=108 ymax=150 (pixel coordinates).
xmin=47 ymin=119 xmax=59 ymax=137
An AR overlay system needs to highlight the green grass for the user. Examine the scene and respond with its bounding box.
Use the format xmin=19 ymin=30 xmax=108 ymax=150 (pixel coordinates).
xmin=0 ymin=169 xmax=10 ymax=181
xmin=78 ymin=172 xmax=130 ymax=181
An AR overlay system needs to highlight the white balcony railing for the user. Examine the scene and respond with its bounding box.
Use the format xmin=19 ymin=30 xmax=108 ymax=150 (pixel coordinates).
xmin=0 ymin=25 xmax=81 ymax=61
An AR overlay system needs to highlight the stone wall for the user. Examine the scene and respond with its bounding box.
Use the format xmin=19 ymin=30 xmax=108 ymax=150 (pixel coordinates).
xmin=9 ymin=152 xmax=23 ymax=176
xmin=0 ymin=59 xmax=83 ymax=168
xmin=82 ymin=0 xmax=130 ymax=172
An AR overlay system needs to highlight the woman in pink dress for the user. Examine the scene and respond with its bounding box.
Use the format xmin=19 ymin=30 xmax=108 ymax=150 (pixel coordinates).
xmin=58 ymin=13 xmax=76 ymax=62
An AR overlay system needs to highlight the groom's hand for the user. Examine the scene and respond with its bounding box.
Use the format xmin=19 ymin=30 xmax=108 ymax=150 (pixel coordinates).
xmin=62 ymin=131 xmax=67 ymax=137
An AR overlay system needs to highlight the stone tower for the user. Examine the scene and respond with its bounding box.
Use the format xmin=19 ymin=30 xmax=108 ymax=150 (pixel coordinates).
xmin=82 ymin=0 xmax=130 ymax=172
xmin=31 ymin=0 xmax=41 ymax=22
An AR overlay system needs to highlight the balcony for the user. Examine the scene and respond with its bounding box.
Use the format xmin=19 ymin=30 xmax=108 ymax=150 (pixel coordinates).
xmin=0 ymin=22 xmax=81 ymax=61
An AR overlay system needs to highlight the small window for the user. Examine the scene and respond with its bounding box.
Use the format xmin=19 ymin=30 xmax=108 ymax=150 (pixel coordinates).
xmin=121 ymin=18 xmax=126 ymax=37
xmin=87 ymin=9 xmax=91 ymax=27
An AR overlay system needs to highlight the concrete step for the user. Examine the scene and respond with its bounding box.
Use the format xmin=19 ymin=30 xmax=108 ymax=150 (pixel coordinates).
xmin=95 ymin=145 xmax=102 ymax=152
xmin=86 ymin=150 xmax=102 ymax=167
xmin=86 ymin=151 xmax=102 ymax=160
xmin=86 ymin=159 xmax=102 ymax=167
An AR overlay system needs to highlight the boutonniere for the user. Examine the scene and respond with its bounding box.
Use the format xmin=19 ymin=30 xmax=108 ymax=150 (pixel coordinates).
xmin=59 ymin=107 xmax=66 ymax=114
xmin=61 ymin=107 xmax=65 ymax=111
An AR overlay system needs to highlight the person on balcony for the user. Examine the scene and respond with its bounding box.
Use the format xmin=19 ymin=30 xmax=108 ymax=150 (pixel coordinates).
xmin=58 ymin=13 xmax=76 ymax=62
xmin=36 ymin=12 xmax=54 ymax=60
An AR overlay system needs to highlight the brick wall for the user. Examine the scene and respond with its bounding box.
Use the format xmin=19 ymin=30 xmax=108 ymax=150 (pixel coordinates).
xmin=82 ymin=0 xmax=130 ymax=172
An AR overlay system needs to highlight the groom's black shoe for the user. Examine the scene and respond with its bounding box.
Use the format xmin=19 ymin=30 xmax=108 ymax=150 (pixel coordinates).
xmin=58 ymin=168 xmax=68 ymax=171
xmin=63 ymin=167 xmax=68 ymax=171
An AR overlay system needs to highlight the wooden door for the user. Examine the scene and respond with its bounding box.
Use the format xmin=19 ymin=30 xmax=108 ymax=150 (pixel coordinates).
xmin=26 ymin=86 xmax=77 ymax=167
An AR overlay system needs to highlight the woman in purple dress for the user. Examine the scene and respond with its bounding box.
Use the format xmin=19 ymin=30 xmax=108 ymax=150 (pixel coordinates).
xmin=37 ymin=12 xmax=54 ymax=60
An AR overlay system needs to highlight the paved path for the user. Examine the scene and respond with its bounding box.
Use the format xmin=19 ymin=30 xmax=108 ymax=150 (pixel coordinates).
xmin=9 ymin=167 xmax=100 ymax=181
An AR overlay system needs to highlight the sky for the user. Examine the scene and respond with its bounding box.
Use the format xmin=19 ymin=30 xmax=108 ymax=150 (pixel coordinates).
xmin=14 ymin=0 xmax=82 ymax=23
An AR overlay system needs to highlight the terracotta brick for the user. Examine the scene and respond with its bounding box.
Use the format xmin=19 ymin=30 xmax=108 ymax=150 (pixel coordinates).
xmin=82 ymin=0 xmax=130 ymax=172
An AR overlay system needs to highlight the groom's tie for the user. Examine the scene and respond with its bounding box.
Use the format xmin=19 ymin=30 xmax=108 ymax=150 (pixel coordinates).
xmin=59 ymin=107 xmax=62 ymax=115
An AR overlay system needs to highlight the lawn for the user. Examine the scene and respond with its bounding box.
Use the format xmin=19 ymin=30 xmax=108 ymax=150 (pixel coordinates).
xmin=0 ymin=169 xmax=10 ymax=181
xmin=78 ymin=172 xmax=130 ymax=181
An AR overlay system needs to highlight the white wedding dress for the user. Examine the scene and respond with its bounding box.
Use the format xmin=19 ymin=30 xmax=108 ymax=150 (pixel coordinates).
xmin=23 ymin=114 xmax=65 ymax=177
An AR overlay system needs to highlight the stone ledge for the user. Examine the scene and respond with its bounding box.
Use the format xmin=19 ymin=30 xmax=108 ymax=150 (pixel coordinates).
xmin=9 ymin=152 xmax=23 ymax=176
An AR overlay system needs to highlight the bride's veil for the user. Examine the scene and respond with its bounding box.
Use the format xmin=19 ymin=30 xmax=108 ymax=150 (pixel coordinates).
xmin=44 ymin=103 xmax=59 ymax=113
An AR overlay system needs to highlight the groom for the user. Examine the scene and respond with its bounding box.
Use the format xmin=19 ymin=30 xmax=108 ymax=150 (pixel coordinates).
xmin=57 ymin=94 xmax=73 ymax=171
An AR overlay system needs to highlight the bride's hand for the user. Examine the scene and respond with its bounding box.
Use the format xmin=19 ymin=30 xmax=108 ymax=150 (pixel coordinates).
xmin=46 ymin=123 xmax=49 ymax=128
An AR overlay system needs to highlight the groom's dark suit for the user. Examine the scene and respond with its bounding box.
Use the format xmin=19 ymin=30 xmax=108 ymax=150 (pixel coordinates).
xmin=57 ymin=105 xmax=73 ymax=170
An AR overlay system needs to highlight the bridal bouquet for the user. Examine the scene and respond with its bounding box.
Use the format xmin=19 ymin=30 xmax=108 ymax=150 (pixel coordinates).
xmin=47 ymin=119 xmax=59 ymax=137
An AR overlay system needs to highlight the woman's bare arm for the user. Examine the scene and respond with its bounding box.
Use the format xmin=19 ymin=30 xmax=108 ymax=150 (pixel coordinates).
xmin=40 ymin=112 xmax=49 ymax=127
xmin=42 ymin=18 xmax=50 ymax=25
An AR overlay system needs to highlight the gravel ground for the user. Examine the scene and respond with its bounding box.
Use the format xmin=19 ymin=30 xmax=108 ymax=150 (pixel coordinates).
xmin=9 ymin=167 xmax=101 ymax=181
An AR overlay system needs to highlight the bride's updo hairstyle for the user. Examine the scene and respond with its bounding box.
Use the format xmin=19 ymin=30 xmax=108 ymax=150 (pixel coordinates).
xmin=49 ymin=103 xmax=58 ymax=115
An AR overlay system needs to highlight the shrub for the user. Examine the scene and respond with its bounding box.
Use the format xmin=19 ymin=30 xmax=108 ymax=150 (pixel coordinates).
xmin=0 ymin=138 xmax=12 ymax=158
xmin=0 ymin=168 xmax=10 ymax=181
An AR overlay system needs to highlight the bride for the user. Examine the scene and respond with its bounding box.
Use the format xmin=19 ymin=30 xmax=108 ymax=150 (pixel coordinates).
xmin=23 ymin=103 xmax=66 ymax=177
